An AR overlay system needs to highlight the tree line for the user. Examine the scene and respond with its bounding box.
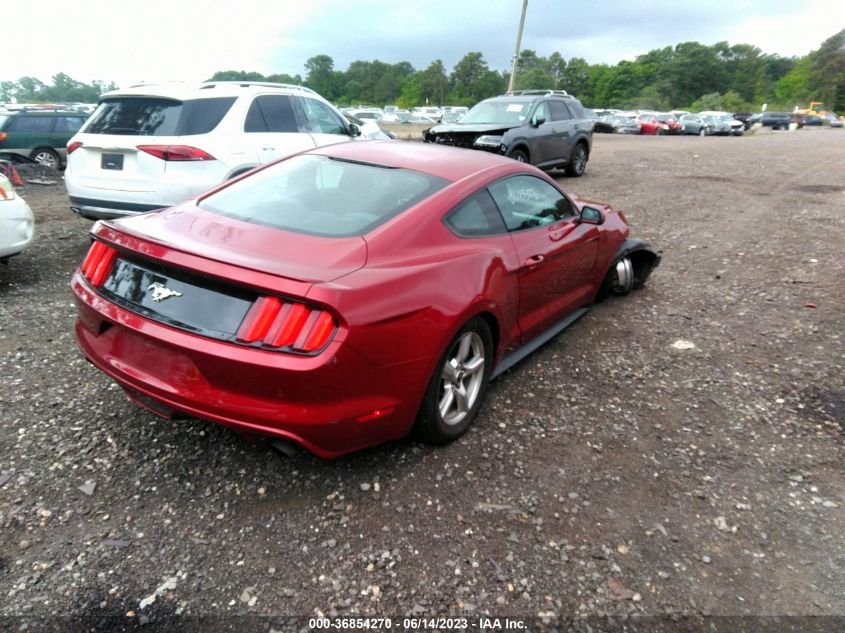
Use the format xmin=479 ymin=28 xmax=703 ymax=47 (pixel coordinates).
xmin=3 ymin=30 xmax=843 ymax=113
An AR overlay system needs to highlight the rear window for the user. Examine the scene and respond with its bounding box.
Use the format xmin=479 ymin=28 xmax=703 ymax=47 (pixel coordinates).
xmin=83 ymin=97 xmax=235 ymax=136
xmin=199 ymin=154 xmax=448 ymax=238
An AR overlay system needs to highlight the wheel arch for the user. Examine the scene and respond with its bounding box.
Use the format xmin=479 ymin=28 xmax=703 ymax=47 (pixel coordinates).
xmin=507 ymin=143 xmax=531 ymax=162
xmin=595 ymin=238 xmax=662 ymax=302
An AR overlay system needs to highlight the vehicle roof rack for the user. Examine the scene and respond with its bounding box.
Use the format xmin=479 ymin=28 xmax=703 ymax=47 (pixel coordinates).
xmin=200 ymin=81 xmax=316 ymax=95
xmin=512 ymin=89 xmax=571 ymax=97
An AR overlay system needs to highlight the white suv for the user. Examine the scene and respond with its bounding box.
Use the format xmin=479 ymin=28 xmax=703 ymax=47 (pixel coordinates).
xmin=65 ymin=81 xmax=365 ymax=219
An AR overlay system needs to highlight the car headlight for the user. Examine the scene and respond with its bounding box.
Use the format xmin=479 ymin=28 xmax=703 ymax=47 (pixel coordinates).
xmin=474 ymin=135 xmax=504 ymax=148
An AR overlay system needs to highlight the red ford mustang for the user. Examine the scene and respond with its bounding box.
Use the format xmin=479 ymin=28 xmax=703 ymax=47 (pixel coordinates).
xmin=72 ymin=141 xmax=660 ymax=457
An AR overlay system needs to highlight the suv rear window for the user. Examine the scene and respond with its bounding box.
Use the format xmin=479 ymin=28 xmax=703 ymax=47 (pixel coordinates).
xmin=199 ymin=154 xmax=448 ymax=237
xmin=83 ymin=97 xmax=235 ymax=136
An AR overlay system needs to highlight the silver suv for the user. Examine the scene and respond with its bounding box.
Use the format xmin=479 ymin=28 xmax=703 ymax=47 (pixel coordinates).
xmin=423 ymin=90 xmax=593 ymax=176
xmin=65 ymin=81 xmax=364 ymax=219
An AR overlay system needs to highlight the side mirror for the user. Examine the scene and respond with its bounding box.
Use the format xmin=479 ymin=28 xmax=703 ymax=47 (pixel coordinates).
xmin=532 ymin=115 xmax=546 ymax=128
xmin=348 ymin=123 xmax=361 ymax=137
xmin=578 ymin=206 xmax=603 ymax=225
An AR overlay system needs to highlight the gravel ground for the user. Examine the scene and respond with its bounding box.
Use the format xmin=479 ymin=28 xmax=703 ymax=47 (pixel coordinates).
xmin=1 ymin=129 xmax=843 ymax=632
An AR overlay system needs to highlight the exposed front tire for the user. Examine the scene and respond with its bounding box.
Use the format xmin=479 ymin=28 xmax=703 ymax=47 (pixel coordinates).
xmin=30 ymin=148 xmax=60 ymax=169
xmin=415 ymin=317 xmax=493 ymax=444
xmin=564 ymin=143 xmax=588 ymax=177
xmin=611 ymin=256 xmax=634 ymax=295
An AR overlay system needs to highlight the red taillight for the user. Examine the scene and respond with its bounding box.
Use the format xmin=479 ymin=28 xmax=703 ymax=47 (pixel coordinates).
xmin=0 ymin=132 xmax=7 ymax=142
xmin=136 ymin=145 xmax=215 ymax=161
xmin=237 ymin=297 xmax=338 ymax=353
xmin=67 ymin=141 xmax=83 ymax=154
xmin=80 ymin=241 xmax=118 ymax=287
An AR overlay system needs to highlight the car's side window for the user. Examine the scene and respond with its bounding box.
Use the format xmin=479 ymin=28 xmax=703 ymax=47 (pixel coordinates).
xmin=549 ymin=101 xmax=571 ymax=121
xmin=444 ymin=190 xmax=508 ymax=237
xmin=532 ymin=102 xmax=549 ymax=126
xmin=488 ymin=176 xmax=575 ymax=232
xmin=55 ymin=116 xmax=85 ymax=133
xmin=299 ymin=98 xmax=346 ymax=135
xmin=8 ymin=116 xmax=53 ymax=133
xmin=244 ymin=95 xmax=298 ymax=133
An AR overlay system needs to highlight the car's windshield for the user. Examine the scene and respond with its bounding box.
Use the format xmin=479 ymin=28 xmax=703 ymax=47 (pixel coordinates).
xmin=460 ymin=100 xmax=533 ymax=124
xmin=199 ymin=154 xmax=449 ymax=238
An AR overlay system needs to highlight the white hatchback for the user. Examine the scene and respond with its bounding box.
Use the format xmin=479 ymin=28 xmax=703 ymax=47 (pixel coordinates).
xmin=65 ymin=82 xmax=365 ymax=219
xmin=0 ymin=174 xmax=35 ymax=262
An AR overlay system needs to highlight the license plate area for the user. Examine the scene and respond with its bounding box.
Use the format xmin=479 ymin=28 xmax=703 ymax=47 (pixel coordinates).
xmin=101 ymin=153 xmax=124 ymax=170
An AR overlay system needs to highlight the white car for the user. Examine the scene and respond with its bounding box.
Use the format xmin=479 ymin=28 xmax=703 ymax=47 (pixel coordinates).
xmin=411 ymin=106 xmax=443 ymax=122
xmin=65 ymin=81 xmax=365 ymax=219
xmin=698 ymin=112 xmax=745 ymax=136
xmin=0 ymin=174 xmax=35 ymax=262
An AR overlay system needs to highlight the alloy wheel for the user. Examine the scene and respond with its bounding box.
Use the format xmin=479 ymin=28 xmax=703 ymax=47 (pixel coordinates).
xmin=438 ymin=331 xmax=486 ymax=426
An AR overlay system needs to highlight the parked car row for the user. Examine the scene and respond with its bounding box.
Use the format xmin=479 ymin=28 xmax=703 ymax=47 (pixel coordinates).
xmin=590 ymin=109 xmax=745 ymax=136
xmin=340 ymin=105 xmax=468 ymax=124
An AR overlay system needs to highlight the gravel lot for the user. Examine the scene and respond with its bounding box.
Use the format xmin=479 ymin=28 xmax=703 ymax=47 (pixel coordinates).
xmin=1 ymin=130 xmax=843 ymax=632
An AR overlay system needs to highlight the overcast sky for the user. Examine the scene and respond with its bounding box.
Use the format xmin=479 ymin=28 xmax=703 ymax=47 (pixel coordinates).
xmin=5 ymin=0 xmax=842 ymax=88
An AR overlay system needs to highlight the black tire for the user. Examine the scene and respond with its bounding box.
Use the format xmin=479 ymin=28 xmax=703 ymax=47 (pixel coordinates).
xmin=415 ymin=317 xmax=493 ymax=444
xmin=564 ymin=143 xmax=588 ymax=177
xmin=30 ymin=148 xmax=60 ymax=169
xmin=509 ymin=148 xmax=528 ymax=163
xmin=698 ymin=128 xmax=706 ymax=137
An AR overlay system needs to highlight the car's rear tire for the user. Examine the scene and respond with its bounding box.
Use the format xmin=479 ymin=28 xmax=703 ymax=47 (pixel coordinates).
xmin=30 ymin=148 xmax=60 ymax=169
xmin=564 ymin=143 xmax=588 ymax=177
xmin=509 ymin=149 xmax=528 ymax=163
xmin=415 ymin=317 xmax=493 ymax=444
xmin=698 ymin=128 xmax=706 ymax=137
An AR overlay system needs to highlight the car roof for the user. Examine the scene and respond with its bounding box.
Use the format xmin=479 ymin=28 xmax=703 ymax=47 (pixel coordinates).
xmin=100 ymin=81 xmax=319 ymax=101
xmin=309 ymin=140 xmax=520 ymax=183
xmin=4 ymin=110 xmax=85 ymax=116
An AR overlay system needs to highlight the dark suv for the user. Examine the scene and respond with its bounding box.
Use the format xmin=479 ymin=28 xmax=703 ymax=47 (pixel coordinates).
xmin=0 ymin=110 xmax=88 ymax=169
xmin=747 ymin=112 xmax=799 ymax=130
xmin=423 ymin=90 xmax=593 ymax=176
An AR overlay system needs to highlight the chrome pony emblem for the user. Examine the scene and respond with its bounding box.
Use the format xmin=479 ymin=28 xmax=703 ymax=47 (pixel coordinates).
xmin=147 ymin=281 xmax=183 ymax=302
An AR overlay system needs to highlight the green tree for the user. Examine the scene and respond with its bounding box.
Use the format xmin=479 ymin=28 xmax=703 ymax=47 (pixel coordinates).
xmin=419 ymin=60 xmax=448 ymax=105
xmin=561 ymin=57 xmax=589 ymax=98
xmin=304 ymin=55 xmax=338 ymax=100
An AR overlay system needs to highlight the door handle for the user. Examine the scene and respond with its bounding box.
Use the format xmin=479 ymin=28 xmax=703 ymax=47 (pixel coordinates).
xmin=523 ymin=254 xmax=545 ymax=267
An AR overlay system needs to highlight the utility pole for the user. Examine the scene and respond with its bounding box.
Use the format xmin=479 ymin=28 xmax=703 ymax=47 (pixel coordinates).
xmin=506 ymin=0 xmax=529 ymax=95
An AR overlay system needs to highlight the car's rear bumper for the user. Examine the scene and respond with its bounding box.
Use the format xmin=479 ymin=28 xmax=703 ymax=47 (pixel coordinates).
xmin=0 ymin=199 xmax=35 ymax=259
xmin=68 ymin=196 xmax=167 ymax=220
xmin=72 ymin=274 xmax=425 ymax=457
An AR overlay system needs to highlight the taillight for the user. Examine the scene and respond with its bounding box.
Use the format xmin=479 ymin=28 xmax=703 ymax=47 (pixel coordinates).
xmin=80 ymin=241 xmax=118 ymax=287
xmin=67 ymin=141 xmax=83 ymax=154
xmin=237 ymin=296 xmax=338 ymax=353
xmin=0 ymin=132 xmax=7 ymax=142
xmin=137 ymin=145 xmax=215 ymax=161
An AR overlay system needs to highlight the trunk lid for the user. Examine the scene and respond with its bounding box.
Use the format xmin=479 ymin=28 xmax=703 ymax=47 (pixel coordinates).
xmin=113 ymin=203 xmax=367 ymax=283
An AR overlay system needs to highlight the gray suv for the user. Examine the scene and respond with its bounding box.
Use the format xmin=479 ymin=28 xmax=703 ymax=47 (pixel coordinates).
xmin=423 ymin=90 xmax=592 ymax=176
